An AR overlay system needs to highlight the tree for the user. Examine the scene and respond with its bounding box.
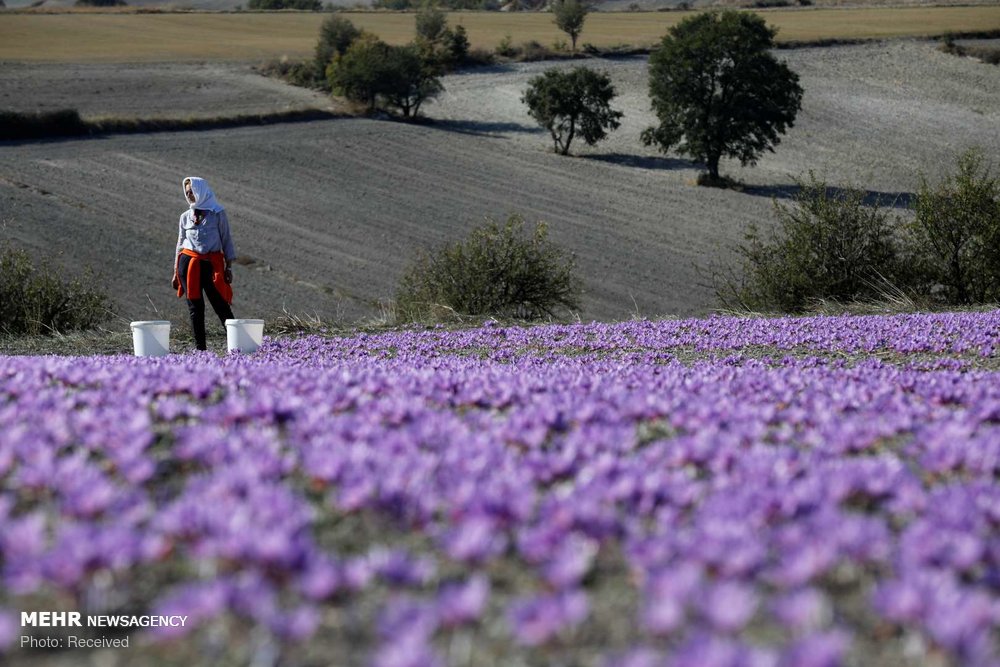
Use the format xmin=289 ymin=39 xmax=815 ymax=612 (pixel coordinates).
xmin=552 ymin=0 xmax=587 ymax=53
xmin=415 ymin=2 xmax=448 ymax=44
xmin=522 ymin=67 xmax=623 ymax=155
xmin=327 ymin=35 xmax=392 ymax=111
xmin=642 ymin=10 xmax=803 ymax=182
xmin=315 ymin=16 xmax=362 ymax=73
xmin=414 ymin=4 xmax=468 ymax=71
xmin=327 ymin=36 xmax=442 ymax=117
xmin=444 ymin=24 xmax=470 ymax=66
xmin=379 ymin=44 xmax=444 ymax=118
xmin=908 ymin=149 xmax=1000 ymax=304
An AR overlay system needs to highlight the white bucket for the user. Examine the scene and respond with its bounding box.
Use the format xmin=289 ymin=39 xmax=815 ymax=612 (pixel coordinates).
xmin=226 ymin=319 xmax=264 ymax=354
xmin=130 ymin=320 xmax=171 ymax=357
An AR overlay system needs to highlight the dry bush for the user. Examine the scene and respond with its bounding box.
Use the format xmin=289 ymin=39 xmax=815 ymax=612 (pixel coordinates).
xmin=716 ymin=174 xmax=905 ymax=313
xmin=0 ymin=110 xmax=88 ymax=141
xmin=395 ymin=214 xmax=581 ymax=323
xmin=0 ymin=244 xmax=115 ymax=336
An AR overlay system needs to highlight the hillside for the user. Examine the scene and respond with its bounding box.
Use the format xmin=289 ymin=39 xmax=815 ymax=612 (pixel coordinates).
xmin=1 ymin=40 xmax=998 ymax=327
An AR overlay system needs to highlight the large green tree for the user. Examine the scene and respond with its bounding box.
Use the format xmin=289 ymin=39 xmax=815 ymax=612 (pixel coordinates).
xmin=642 ymin=10 xmax=803 ymax=182
xmin=522 ymin=67 xmax=622 ymax=155
xmin=328 ymin=36 xmax=442 ymax=117
xmin=379 ymin=44 xmax=444 ymax=118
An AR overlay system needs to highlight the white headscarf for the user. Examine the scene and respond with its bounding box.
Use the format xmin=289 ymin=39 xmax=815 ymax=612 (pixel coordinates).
xmin=183 ymin=176 xmax=225 ymax=213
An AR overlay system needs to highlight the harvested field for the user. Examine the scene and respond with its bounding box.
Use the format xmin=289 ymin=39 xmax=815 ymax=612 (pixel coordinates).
xmin=1 ymin=40 xmax=999 ymax=330
xmin=0 ymin=62 xmax=334 ymax=119
xmin=1 ymin=7 xmax=1000 ymax=62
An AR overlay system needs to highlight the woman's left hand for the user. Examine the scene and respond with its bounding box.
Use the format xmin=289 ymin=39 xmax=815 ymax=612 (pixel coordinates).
xmin=224 ymin=267 xmax=233 ymax=284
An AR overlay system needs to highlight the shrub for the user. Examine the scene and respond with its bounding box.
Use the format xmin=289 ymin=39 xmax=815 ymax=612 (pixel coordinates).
xmin=415 ymin=6 xmax=469 ymax=72
xmin=907 ymin=149 xmax=1000 ymax=304
xmin=465 ymin=47 xmax=496 ymax=67
xmin=519 ymin=40 xmax=556 ymax=61
xmin=395 ymin=215 xmax=581 ymax=322
xmin=496 ymin=34 xmax=517 ymax=58
xmin=642 ymin=10 xmax=803 ymax=182
xmin=522 ymin=67 xmax=623 ymax=155
xmin=74 ymin=0 xmax=126 ymax=5
xmin=0 ymin=244 xmax=114 ymax=336
xmin=259 ymin=57 xmax=325 ymax=89
xmin=0 ymin=110 xmax=89 ymax=141
xmin=718 ymin=174 xmax=904 ymax=313
xmin=248 ymin=0 xmax=321 ymax=9
xmin=445 ymin=25 xmax=471 ymax=66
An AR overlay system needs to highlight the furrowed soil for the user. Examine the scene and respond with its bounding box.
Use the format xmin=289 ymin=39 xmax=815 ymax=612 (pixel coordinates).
xmin=0 ymin=62 xmax=335 ymax=119
xmin=1 ymin=40 xmax=998 ymax=331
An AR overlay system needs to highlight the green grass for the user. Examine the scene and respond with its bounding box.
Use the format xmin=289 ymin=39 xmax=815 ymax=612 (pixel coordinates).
xmin=1 ymin=7 xmax=999 ymax=62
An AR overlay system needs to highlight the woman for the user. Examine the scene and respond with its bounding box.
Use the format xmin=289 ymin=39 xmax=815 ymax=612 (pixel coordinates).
xmin=171 ymin=176 xmax=236 ymax=351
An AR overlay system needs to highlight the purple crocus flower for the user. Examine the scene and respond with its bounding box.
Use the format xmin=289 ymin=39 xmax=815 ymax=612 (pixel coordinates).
xmin=771 ymin=588 xmax=830 ymax=633
xmin=371 ymin=635 xmax=444 ymax=667
xmin=778 ymin=630 xmax=851 ymax=667
xmin=507 ymin=590 xmax=589 ymax=646
xmin=602 ymin=647 xmax=662 ymax=667
xmin=436 ymin=575 xmax=490 ymax=629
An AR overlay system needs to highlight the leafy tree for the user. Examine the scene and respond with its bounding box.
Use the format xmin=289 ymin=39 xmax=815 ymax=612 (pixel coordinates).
xmin=379 ymin=44 xmax=444 ymax=118
xmin=908 ymin=149 xmax=1000 ymax=304
xmin=444 ymin=24 xmax=470 ymax=65
xmin=522 ymin=67 xmax=622 ymax=155
xmin=414 ymin=4 xmax=462 ymax=72
xmin=642 ymin=10 xmax=803 ymax=182
xmin=552 ymin=0 xmax=588 ymax=53
xmin=315 ymin=16 xmax=362 ymax=73
xmin=395 ymin=214 xmax=581 ymax=322
xmin=328 ymin=35 xmax=391 ymax=111
xmin=328 ymin=36 xmax=442 ymax=116
xmin=718 ymin=174 xmax=903 ymax=313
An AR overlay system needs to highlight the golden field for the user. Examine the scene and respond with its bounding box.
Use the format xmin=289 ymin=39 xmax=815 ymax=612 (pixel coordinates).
xmin=0 ymin=6 xmax=999 ymax=62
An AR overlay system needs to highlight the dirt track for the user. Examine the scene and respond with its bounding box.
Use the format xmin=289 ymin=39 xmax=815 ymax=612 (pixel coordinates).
xmin=2 ymin=40 xmax=998 ymax=328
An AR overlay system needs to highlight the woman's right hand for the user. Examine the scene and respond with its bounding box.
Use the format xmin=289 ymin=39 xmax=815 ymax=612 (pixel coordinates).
xmin=171 ymin=275 xmax=180 ymax=290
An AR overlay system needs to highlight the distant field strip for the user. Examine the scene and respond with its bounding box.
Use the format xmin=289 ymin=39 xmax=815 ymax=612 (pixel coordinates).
xmin=1 ymin=7 xmax=999 ymax=62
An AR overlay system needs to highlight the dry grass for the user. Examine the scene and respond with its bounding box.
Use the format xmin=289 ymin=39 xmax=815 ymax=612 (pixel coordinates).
xmin=0 ymin=6 xmax=999 ymax=62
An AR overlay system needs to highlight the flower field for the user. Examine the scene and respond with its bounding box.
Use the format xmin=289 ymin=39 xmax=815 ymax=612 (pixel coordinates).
xmin=2 ymin=311 xmax=1000 ymax=666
